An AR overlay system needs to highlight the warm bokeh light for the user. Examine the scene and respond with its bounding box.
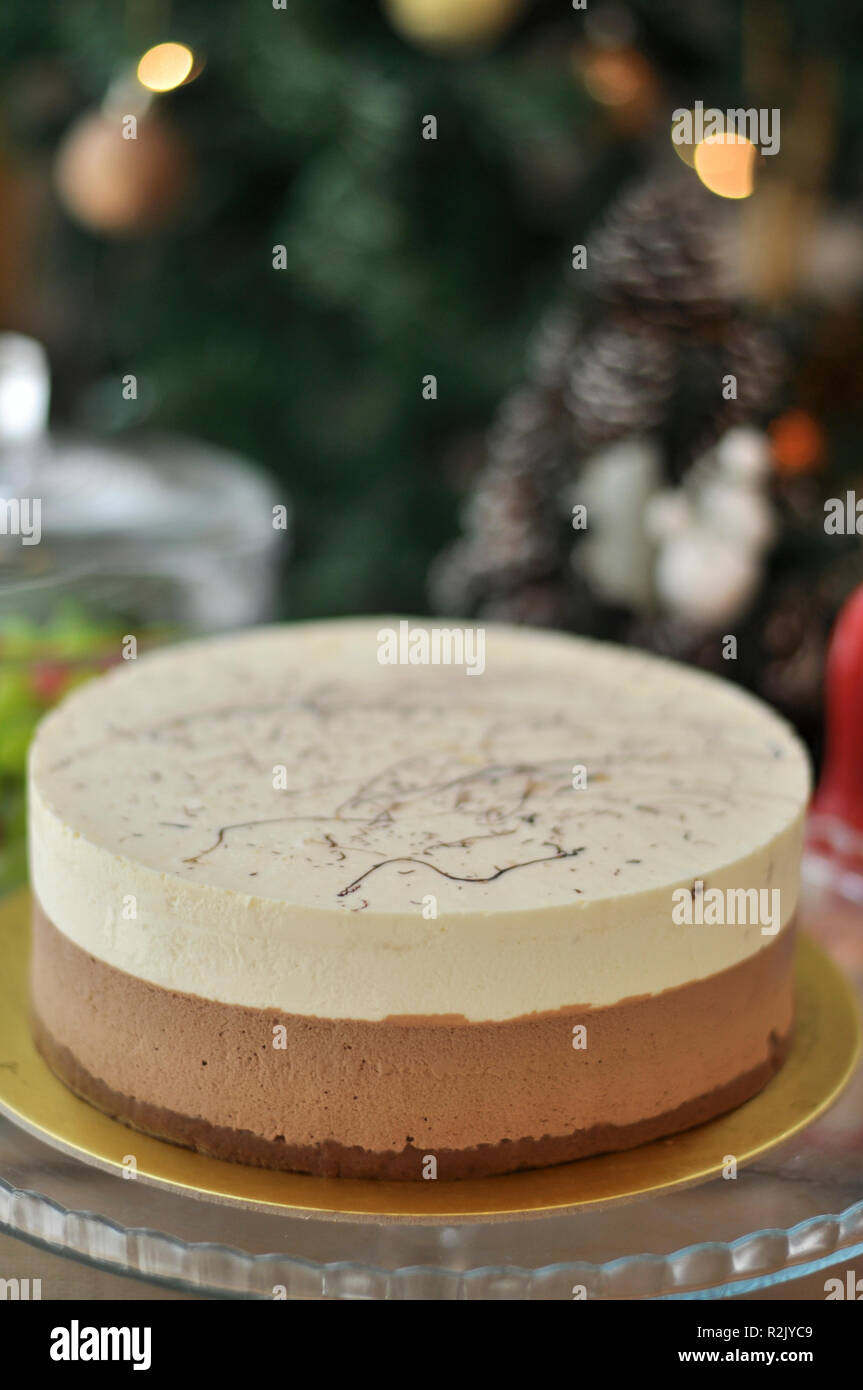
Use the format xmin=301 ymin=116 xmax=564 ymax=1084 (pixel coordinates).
xmin=383 ymin=0 xmax=521 ymax=49
xmin=769 ymin=410 xmax=824 ymax=474
xmin=694 ymin=133 xmax=756 ymax=199
xmin=581 ymin=49 xmax=653 ymax=107
xmin=137 ymin=42 xmax=194 ymax=93
xmin=670 ymin=110 xmax=699 ymax=167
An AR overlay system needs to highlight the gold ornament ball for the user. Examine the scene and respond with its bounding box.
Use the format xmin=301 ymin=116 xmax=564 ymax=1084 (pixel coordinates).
xmin=54 ymin=109 xmax=188 ymax=235
xmin=383 ymin=0 xmax=522 ymax=50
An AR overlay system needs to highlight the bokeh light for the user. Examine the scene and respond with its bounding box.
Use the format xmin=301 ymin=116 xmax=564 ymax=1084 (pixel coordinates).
xmin=137 ymin=42 xmax=194 ymax=93
xmin=769 ymin=410 xmax=824 ymax=474
xmin=694 ymin=132 xmax=756 ymax=199
xmin=581 ymin=49 xmax=653 ymax=107
xmin=670 ymin=110 xmax=699 ymax=167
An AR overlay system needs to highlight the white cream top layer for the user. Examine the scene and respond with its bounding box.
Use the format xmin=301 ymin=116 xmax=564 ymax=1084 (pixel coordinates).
xmin=29 ymin=619 xmax=810 ymax=1020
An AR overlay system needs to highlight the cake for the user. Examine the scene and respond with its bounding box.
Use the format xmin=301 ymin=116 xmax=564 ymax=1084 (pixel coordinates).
xmin=28 ymin=619 xmax=811 ymax=1180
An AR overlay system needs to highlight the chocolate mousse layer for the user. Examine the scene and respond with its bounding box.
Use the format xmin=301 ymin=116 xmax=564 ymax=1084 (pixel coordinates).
xmin=31 ymin=904 xmax=795 ymax=1181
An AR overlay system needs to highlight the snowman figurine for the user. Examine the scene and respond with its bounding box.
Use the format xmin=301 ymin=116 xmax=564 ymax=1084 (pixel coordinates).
xmin=645 ymin=427 xmax=776 ymax=627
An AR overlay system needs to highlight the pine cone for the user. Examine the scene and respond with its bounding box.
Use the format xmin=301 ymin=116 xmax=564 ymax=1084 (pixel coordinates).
xmin=485 ymin=384 xmax=571 ymax=476
xmin=462 ymin=463 xmax=556 ymax=575
xmin=430 ymin=385 xmax=574 ymax=616
xmin=525 ymin=300 xmax=582 ymax=390
xmin=565 ymin=319 xmax=675 ymax=452
xmin=427 ymin=538 xmax=494 ymax=616
xmin=474 ymin=579 xmax=579 ymax=628
xmin=590 ymin=174 xmax=730 ymax=330
xmin=626 ymin=613 xmax=724 ymax=669
xmin=717 ymin=318 xmax=786 ymax=425
xmin=758 ymin=574 xmax=839 ymax=723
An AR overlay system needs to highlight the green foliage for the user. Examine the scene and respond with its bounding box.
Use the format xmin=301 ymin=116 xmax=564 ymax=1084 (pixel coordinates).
xmin=0 ymin=604 xmax=124 ymax=891
xmin=1 ymin=1 xmax=593 ymax=617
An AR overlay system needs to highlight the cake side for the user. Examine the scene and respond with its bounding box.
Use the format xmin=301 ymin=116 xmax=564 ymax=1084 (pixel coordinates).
xmin=30 ymin=904 xmax=794 ymax=1180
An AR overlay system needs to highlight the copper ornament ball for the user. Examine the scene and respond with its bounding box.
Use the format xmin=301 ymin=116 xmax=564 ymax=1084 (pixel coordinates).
xmin=54 ymin=109 xmax=188 ymax=235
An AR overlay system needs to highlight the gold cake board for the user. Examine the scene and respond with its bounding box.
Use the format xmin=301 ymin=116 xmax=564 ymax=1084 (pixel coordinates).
xmin=0 ymin=890 xmax=858 ymax=1221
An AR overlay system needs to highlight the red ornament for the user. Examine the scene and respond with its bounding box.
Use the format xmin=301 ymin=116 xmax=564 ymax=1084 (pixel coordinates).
xmin=769 ymin=410 xmax=823 ymax=475
xmin=809 ymin=582 xmax=863 ymax=874
xmin=30 ymin=660 xmax=71 ymax=704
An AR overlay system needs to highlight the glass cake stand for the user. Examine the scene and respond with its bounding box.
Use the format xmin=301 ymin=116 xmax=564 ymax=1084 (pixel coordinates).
xmin=1 ymin=871 xmax=862 ymax=1301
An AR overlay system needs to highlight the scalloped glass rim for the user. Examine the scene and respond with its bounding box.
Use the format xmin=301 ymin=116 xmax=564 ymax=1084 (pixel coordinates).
xmin=3 ymin=1173 xmax=863 ymax=1300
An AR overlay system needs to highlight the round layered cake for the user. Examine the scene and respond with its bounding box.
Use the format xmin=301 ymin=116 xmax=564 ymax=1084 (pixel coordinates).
xmin=28 ymin=619 xmax=811 ymax=1179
